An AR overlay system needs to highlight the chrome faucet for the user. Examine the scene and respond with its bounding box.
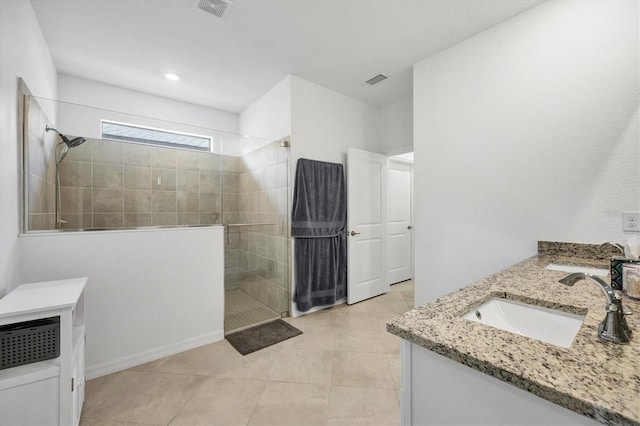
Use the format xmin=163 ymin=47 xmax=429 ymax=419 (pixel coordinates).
xmin=559 ymin=272 xmax=632 ymax=344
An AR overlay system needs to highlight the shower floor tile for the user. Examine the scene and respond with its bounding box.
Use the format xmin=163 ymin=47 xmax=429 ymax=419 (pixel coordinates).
xmin=225 ymin=289 xmax=281 ymax=334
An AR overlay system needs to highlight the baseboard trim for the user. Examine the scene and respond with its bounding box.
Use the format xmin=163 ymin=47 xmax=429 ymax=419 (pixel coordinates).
xmin=85 ymin=330 xmax=224 ymax=379
xmin=291 ymin=298 xmax=346 ymax=318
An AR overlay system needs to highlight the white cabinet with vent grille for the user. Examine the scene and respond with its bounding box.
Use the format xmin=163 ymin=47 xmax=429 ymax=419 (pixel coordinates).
xmin=0 ymin=277 xmax=87 ymax=426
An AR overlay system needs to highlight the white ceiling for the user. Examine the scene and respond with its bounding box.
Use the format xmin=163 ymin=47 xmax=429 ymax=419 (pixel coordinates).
xmin=30 ymin=0 xmax=543 ymax=113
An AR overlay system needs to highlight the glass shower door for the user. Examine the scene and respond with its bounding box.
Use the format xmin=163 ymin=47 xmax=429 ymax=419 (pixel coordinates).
xmin=222 ymin=138 xmax=290 ymax=334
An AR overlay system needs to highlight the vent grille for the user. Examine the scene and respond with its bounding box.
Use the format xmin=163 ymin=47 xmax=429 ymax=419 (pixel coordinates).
xmin=365 ymin=74 xmax=388 ymax=85
xmin=196 ymin=0 xmax=233 ymax=18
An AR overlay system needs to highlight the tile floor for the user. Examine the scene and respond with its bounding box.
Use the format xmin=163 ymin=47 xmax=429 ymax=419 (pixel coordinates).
xmin=80 ymin=280 xmax=414 ymax=426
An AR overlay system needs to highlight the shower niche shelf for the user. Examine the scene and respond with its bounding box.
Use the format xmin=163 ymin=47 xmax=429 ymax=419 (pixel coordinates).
xmin=0 ymin=277 xmax=87 ymax=426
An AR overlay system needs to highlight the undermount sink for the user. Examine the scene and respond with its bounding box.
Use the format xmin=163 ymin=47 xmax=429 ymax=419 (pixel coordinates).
xmin=462 ymin=298 xmax=585 ymax=348
xmin=544 ymin=263 xmax=609 ymax=276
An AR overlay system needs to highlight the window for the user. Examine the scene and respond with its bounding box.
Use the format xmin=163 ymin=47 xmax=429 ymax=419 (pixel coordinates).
xmin=101 ymin=120 xmax=212 ymax=152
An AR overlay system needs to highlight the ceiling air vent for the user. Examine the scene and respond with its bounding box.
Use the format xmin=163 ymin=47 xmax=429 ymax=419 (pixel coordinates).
xmin=196 ymin=0 xmax=234 ymax=19
xmin=365 ymin=74 xmax=388 ymax=85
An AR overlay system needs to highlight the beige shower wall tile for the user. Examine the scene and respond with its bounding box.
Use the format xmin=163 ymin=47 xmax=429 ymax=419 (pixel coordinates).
xmin=177 ymin=170 xmax=199 ymax=192
xmin=60 ymin=213 xmax=93 ymax=230
xmin=152 ymin=147 xmax=176 ymax=169
xmin=238 ymin=193 xmax=248 ymax=212
xmin=199 ymin=193 xmax=220 ymax=212
xmin=93 ymin=213 xmax=124 ymax=228
xmin=225 ymin=249 xmax=240 ymax=269
xmin=124 ymin=190 xmax=151 ymax=212
xmin=44 ymin=133 xmax=58 ymax=183
xmin=222 ymin=173 xmax=239 ymax=193
xmin=151 ymin=168 xmax=176 ymax=191
xmin=152 ymin=191 xmax=176 ymax=212
xmin=222 ymin=193 xmax=238 ymax=212
xmin=125 ymin=213 xmax=151 ymax=227
xmin=265 ymin=164 xmax=279 ymax=189
xmin=61 ymin=187 xmax=92 ymax=214
xmin=123 ymin=143 xmax=152 ymax=167
xmin=277 ymin=163 xmax=289 ymax=188
xmin=65 ymin=138 xmax=92 ymax=162
xmin=94 ymin=164 xmax=123 ymax=189
xmin=176 ymin=150 xmax=200 ymax=171
xmin=27 ymin=96 xmax=44 ymax=140
xmin=93 ymin=141 xmax=123 ymax=164
xmin=177 ymin=192 xmax=199 ymax=212
xmin=242 ymin=151 xmax=260 ymax=172
xmin=199 ymin=172 xmax=220 ymax=193
xmin=152 ymin=212 xmax=177 ymax=226
xmin=28 ymin=133 xmax=47 ymax=180
xmin=124 ymin=166 xmax=152 ymax=190
xmin=59 ymin=161 xmax=92 ymax=187
xmin=199 ymin=213 xmax=219 ymax=224
xmin=28 ymin=174 xmax=47 ymax=214
xmin=226 ymin=229 xmax=241 ymax=249
xmin=28 ymin=214 xmax=48 ymax=230
xmin=199 ymin=153 xmax=221 ymax=171
xmin=93 ymin=189 xmax=124 ymax=213
xmin=177 ymin=213 xmax=200 ymax=225
xmin=222 ymin=155 xmax=242 ymax=173
xmin=239 ymin=172 xmax=252 ymax=193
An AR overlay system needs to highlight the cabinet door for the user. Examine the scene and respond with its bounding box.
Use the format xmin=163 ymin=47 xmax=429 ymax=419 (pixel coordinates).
xmin=71 ymin=337 xmax=85 ymax=426
xmin=0 ymin=376 xmax=59 ymax=426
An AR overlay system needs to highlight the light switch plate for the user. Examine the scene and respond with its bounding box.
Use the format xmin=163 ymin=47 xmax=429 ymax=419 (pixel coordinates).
xmin=622 ymin=211 xmax=640 ymax=232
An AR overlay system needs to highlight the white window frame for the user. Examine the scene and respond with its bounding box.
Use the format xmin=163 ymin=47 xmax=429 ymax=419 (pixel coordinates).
xmin=100 ymin=119 xmax=213 ymax=152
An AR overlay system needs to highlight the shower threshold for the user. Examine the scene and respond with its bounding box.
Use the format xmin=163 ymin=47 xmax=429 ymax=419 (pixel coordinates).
xmin=224 ymin=289 xmax=281 ymax=335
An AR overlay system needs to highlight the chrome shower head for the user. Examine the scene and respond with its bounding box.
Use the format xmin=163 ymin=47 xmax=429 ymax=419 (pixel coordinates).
xmin=46 ymin=125 xmax=86 ymax=164
xmin=46 ymin=125 xmax=86 ymax=148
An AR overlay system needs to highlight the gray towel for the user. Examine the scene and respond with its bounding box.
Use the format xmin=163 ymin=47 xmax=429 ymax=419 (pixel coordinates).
xmin=291 ymin=158 xmax=347 ymax=312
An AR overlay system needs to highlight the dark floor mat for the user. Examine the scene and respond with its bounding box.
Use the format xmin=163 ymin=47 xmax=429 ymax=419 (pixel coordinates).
xmin=225 ymin=319 xmax=303 ymax=355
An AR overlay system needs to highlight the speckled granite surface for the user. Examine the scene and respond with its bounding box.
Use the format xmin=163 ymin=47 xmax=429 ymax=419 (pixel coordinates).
xmin=538 ymin=240 xmax=618 ymax=268
xmin=387 ymin=255 xmax=640 ymax=425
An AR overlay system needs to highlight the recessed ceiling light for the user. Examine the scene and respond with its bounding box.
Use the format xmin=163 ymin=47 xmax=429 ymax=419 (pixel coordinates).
xmin=164 ymin=73 xmax=180 ymax=81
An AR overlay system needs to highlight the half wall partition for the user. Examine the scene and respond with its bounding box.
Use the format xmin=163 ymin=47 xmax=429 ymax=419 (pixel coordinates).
xmin=22 ymin=92 xmax=290 ymax=334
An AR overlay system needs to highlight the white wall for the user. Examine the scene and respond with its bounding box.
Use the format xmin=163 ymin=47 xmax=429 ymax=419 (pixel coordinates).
xmin=379 ymin=96 xmax=413 ymax=155
xmin=240 ymin=75 xmax=384 ymax=315
xmin=56 ymin=74 xmax=239 ymax=142
xmin=288 ymin=76 xmax=382 ymax=314
xmin=0 ymin=0 xmax=58 ymax=297
xmin=413 ymin=0 xmax=640 ymax=305
xmin=290 ymin=76 xmax=381 ymax=167
xmin=239 ymin=76 xmax=292 ymax=141
xmin=20 ymin=227 xmax=225 ymax=378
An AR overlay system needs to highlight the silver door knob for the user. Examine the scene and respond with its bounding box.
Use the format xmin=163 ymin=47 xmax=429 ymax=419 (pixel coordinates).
xmin=407 ymin=226 xmax=413 ymax=230
xmin=350 ymin=231 xmax=361 ymax=236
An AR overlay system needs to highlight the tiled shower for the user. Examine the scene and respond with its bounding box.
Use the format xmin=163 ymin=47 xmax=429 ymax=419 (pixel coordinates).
xmin=224 ymin=141 xmax=290 ymax=332
xmin=24 ymin=94 xmax=291 ymax=334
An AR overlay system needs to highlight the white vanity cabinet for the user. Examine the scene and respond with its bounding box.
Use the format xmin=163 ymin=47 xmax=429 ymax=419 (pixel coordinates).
xmin=401 ymin=340 xmax=600 ymax=426
xmin=0 ymin=278 xmax=87 ymax=426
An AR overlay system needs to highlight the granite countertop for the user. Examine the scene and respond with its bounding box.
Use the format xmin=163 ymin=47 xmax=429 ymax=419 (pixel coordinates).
xmin=387 ymin=249 xmax=640 ymax=425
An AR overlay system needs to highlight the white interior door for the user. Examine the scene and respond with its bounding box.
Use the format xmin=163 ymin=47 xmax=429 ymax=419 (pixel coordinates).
xmin=387 ymin=160 xmax=413 ymax=284
xmin=347 ymin=147 xmax=388 ymax=304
